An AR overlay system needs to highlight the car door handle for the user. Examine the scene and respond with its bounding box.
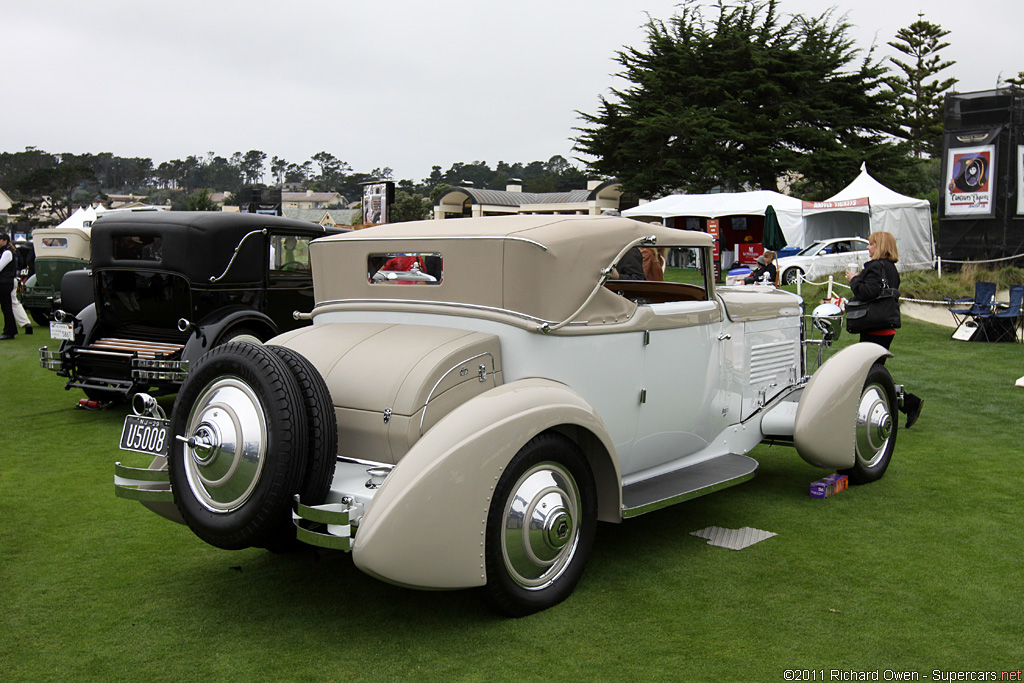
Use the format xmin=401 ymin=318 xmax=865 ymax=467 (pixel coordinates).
xmin=718 ymin=333 xmax=731 ymax=341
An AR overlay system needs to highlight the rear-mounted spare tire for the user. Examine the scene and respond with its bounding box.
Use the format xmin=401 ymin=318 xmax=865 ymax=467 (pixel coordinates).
xmin=168 ymin=342 xmax=310 ymax=550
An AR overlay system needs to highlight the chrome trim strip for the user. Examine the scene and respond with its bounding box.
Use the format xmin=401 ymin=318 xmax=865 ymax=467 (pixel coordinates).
xmin=312 ymin=298 xmax=589 ymax=327
xmin=418 ymin=352 xmax=497 ymax=436
xmin=295 ymin=525 xmax=351 ymax=551
xmin=115 ymin=462 xmax=169 ymax=482
xmin=114 ymin=462 xmax=174 ymax=502
xmin=295 ymin=500 xmax=350 ymax=525
xmin=621 ymin=469 xmax=756 ymax=519
xmin=331 ymin=234 xmax=548 ymax=251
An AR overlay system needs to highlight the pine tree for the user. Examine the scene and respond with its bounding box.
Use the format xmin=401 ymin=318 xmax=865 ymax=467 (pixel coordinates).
xmin=573 ymin=0 xmax=907 ymax=199
xmin=886 ymin=14 xmax=958 ymax=159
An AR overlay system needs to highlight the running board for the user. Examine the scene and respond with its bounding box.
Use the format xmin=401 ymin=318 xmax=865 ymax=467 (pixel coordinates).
xmin=622 ymin=454 xmax=758 ymax=518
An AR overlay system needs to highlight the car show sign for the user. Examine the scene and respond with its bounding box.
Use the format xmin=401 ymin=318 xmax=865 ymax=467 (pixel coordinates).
xmin=944 ymin=144 xmax=996 ymax=216
xmin=362 ymin=181 xmax=395 ymax=225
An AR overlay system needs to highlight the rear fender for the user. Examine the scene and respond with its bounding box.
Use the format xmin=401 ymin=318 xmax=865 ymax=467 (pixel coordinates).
xmin=794 ymin=342 xmax=892 ymax=469
xmin=181 ymin=309 xmax=278 ymax=363
xmin=351 ymin=377 xmax=618 ymax=590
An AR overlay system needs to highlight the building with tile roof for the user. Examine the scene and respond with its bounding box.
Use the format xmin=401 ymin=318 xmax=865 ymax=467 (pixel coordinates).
xmin=434 ymin=179 xmax=622 ymax=219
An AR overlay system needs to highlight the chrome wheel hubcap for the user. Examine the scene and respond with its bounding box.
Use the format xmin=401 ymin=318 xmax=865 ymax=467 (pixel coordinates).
xmin=855 ymin=382 xmax=893 ymax=468
xmin=183 ymin=377 xmax=268 ymax=512
xmin=501 ymin=463 xmax=581 ymax=590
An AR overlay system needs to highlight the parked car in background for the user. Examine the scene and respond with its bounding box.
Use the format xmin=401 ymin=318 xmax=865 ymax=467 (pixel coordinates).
xmin=776 ymin=237 xmax=870 ymax=285
xmin=41 ymin=211 xmax=347 ymax=402
xmin=21 ymin=206 xmax=168 ymax=325
xmin=114 ymin=215 xmax=899 ymax=616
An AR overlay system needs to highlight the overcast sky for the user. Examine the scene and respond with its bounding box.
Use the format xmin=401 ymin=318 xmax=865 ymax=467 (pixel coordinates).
xmin=3 ymin=0 xmax=1022 ymax=184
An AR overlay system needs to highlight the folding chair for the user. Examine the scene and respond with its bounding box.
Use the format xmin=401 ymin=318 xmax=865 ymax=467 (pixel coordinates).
xmin=947 ymin=281 xmax=996 ymax=328
xmin=978 ymin=284 xmax=1024 ymax=342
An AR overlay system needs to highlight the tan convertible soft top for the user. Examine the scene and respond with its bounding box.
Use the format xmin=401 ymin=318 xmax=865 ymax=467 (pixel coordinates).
xmin=310 ymin=214 xmax=713 ymax=326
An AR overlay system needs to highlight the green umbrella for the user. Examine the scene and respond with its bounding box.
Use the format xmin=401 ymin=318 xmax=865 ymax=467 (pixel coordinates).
xmin=762 ymin=205 xmax=787 ymax=252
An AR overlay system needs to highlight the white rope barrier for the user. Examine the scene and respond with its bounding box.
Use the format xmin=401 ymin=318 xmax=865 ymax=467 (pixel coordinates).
xmin=939 ymin=253 xmax=1024 ymax=265
xmin=796 ymin=275 xmax=964 ymax=306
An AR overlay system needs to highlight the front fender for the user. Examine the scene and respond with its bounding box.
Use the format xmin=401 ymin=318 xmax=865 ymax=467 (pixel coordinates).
xmin=794 ymin=342 xmax=892 ymax=469
xmin=351 ymin=377 xmax=618 ymax=590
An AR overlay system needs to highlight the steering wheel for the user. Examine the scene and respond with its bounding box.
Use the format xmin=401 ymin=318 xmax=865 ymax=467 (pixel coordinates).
xmin=279 ymin=261 xmax=309 ymax=272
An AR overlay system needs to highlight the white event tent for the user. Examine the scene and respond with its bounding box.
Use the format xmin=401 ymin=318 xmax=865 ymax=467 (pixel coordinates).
xmin=802 ymin=165 xmax=935 ymax=271
xmin=623 ymin=189 xmax=805 ymax=241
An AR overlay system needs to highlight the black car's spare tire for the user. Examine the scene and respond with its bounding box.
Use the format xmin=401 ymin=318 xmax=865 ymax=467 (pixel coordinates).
xmin=168 ymin=342 xmax=309 ymax=550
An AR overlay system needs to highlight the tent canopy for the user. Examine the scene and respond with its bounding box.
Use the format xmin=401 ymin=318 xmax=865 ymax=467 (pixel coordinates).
xmin=623 ymin=190 xmax=805 ymax=246
xmin=622 ymin=170 xmax=935 ymax=272
xmin=802 ymin=165 xmax=934 ymax=271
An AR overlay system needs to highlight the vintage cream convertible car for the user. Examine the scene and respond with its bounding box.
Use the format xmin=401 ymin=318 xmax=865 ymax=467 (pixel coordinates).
xmin=115 ymin=215 xmax=898 ymax=616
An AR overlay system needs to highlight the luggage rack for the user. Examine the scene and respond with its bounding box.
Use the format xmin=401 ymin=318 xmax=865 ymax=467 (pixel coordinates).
xmin=77 ymin=337 xmax=185 ymax=360
xmin=74 ymin=338 xmax=190 ymax=383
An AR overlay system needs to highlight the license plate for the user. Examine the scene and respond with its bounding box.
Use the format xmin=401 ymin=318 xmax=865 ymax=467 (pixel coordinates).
xmin=120 ymin=415 xmax=171 ymax=457
xmin=50 ymin=321 xmax=74 ymax=340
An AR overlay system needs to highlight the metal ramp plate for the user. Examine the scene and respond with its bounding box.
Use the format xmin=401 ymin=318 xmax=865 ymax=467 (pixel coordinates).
xmin=622 ymin=453 xmax=758 ymax=518
xmin=691 ymin=526 xmax=777 ymax=550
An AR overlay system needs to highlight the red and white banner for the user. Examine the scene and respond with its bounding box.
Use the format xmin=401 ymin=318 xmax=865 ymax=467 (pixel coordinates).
xmin=801 ymin=197 xmax=870 ymax=213
xmin=945 ymin=145 xmax=995 ymax=216
xmin=737 ymin=243 xmax=764 ymax=265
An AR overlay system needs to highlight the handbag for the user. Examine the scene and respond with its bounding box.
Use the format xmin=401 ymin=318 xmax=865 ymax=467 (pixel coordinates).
xmin=846 ymin=272 xmax=901 ymax=334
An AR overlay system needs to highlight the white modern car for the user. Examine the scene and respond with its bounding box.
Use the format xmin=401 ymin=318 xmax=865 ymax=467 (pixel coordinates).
xmin=777 ymin=237 xmax=870 ymax=285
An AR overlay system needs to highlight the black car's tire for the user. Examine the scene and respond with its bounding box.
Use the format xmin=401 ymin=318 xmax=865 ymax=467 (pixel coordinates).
xmin=215 ymin=326 xmax=267 ymax=346
xmin=261 ymin=345 xmax=337 ymax=551
xmin=168 ymin=342 xmax=309 ymax=550
xmin=29 ymin=308 xmax=50 ymax=327
xmin=783 ymin=267 xmax=804 ymax=285
xmin=481 ymin=432 xmax=597 ymax=617
xmin=840 ymin=363 xmax=898 ymax=485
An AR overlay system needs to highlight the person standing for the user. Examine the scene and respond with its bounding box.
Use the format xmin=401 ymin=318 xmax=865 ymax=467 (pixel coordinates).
xmin=0 ymin=232 xmax=18 ymax=340
xmin=845 ymin=231 xmax=923 ymax=428
xmin=642 ymin=247 xmax=667 ymax=281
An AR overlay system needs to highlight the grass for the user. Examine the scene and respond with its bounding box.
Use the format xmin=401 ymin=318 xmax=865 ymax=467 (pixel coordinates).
xmin=2 ymin=318 xmax=1024 ymax=681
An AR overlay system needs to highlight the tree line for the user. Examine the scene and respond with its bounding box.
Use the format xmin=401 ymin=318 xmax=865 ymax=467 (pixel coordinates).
xmin=0 ymin=145 xmax=591 ymax=226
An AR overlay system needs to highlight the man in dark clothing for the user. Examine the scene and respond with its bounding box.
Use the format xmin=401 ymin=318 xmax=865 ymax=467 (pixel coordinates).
xmin=610 ymin=247 xmax=646 ymax=280
xmin=0 ymin=232 xmax=18 ymax=339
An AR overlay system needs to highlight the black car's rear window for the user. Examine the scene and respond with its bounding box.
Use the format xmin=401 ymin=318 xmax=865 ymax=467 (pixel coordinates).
xmin=112 ymin=235 xmax=162 ymax=261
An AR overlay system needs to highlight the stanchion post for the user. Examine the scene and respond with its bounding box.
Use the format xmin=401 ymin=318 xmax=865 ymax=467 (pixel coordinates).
xmin=827 ymin=275 xmax=834 ymax=299
xmin=937 ymin=256 xmax=942 ymax=278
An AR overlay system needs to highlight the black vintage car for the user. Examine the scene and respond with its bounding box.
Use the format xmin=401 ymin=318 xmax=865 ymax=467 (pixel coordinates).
xmin=40 ymin=211 xmax=348 ymax=402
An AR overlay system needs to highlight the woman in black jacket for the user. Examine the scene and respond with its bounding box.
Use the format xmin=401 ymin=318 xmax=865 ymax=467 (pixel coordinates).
xmin=845 ymin=231 xmax=923 ymax=428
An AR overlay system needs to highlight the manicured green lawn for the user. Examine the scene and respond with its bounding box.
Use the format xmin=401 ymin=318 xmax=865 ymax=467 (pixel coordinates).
xmin=2 ymin=318 xmax=1023 ymax=681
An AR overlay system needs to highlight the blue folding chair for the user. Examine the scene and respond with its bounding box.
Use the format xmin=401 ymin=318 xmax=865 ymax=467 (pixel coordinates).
xmin=947 ymin=281 xmax=996 ymax=328
xmin=978 ymin=284 xmax=1024 ymax=342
